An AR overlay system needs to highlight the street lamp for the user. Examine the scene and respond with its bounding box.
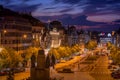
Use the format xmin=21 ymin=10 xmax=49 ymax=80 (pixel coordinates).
xmin=3 ymin=30 xmax=7 ymax=34
xmin=23 ymin=34 xmax=27 ymax=50
xmin=23 ymin=34 xmax=27 ymax=39
xmin=21 ymin=34 xmax=27 ymax=67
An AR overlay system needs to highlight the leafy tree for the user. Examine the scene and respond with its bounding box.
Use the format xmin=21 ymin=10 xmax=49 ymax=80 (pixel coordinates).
xmin=49 ymin=48 xmax=61 ymax=59
xmin=57 ymin=47 xmax=66 ymax=58
xmin=108 ymin=43 xmax=120 ymax=64
xmin=106 ymin=42 xmax=113 ymax=49
xmin=65 ymin=47 xmax=72 ymax=56
xmin=21 ymin=47 xmax=39 ymax=67
xmin=0 ymin=47 xmax=22 ymax=69
xmin=85 ymin=40 xmax=97 ymax=50
xmin=72 ymin=44 xmax=80 ymax=52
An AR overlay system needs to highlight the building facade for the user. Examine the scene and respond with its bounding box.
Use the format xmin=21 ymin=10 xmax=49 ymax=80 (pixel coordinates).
xmin=32 ymin=22 xmax=45 ymax=48
xmin=50 ymin=28 xmax=61 ymax=48
xmin=0 ymin=16 xmax=32 ymax=52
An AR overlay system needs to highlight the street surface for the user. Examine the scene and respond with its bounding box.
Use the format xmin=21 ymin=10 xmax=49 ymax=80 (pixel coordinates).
xmin=89 ymin=55 xmax=114 ymax=80
xmin=0 ymin=54 xmax=116 ymax=80
xmin=58 ymin=55 xmax=115 ymax=80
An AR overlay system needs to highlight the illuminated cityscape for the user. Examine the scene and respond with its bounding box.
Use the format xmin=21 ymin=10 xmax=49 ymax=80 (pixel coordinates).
xmin=0 ymin=0 xmax=120 ymax=80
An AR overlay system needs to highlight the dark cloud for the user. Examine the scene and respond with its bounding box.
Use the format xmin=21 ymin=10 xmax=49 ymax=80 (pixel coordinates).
xmin=54 ymin=0 xmax=120 ymax=15
xmin=54 ymin=0 xmax=81 ymax=5
xmin=82 ymin=0 xmax=120 ymax=15
xmin=21 ymin=0 xmax=32 ymax=1
xmin=0 ymin=0 xmax=31 ymax=4
xmin=5 ymin=3 xmax=42 ymax=12
xmin=0 ymin=0 xmax=120 ymax=25
xmin=59 ymin=8 xmax=73 ymax=13
xmin=43 ymin=7 xmax=57 ymax=10
xmin=0 ymin=0 xmax=11 ymax=4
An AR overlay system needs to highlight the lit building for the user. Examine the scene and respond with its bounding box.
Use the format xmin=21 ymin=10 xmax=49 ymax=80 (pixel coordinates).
xmin=48 ymin=20 xmax=65 ymax=48
xmin=0 ymin=16 xmax=32 ymax=52
xmin=99 ymin=32 xmax=114 ymax=46
xmin=32 ymin=22 xmax=45 ymax=48
xmin=50 ymin=28 xmax=61 ymax=48
xmin=67 ymin=26 xmax=78 ymax=46
xmin=77 ymin=30 xmax=90 ymax=46
xmin=0 ymin=6 xmax=34 ymax=53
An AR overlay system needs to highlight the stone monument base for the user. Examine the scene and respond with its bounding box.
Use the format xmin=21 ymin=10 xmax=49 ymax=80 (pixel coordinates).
xmin=31 ymin=68 xmax=50 ymax=80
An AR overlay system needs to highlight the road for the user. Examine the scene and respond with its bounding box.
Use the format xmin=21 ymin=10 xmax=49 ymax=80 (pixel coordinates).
xmin=58 ymin=55 xmax=115 ymax=80
xmin=0 ymin=54 xmax=87 ymax=80
xmin=0 ymin=55 xmax=116 ymax=80
xmin=89 ymin=55 xmax=115 ymax=80
xmin=58 ymin=55 xmax=95 ymax=80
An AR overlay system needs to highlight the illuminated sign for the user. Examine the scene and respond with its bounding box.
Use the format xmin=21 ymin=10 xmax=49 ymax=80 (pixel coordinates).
xmin=107 ymin=33 xmax=111 ymax=37
xmin=99 ymin=32 xmax=105 ymax=36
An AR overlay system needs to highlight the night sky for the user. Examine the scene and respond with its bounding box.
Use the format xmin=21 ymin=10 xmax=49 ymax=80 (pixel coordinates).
xmin=0 ymin=0 xmax=120 ymax=32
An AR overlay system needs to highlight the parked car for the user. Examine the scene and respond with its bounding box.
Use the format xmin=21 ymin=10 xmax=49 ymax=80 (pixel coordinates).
xmin=13 ymin=67 xmax=25 ymax=73
xmin=0 ymin=69 xmax=8 ymax=76
xmin=108 ymin=65 xmax=119 ymax=72
xmin=0 ymin=67 xmax=25 ymax=76
xmin=111 ymin=69 xmax=120 ymax=79
xmin=60 ymin=60 xmax=66 ymax=63
xmin=57 ymin=68 xmax=74 ymax=73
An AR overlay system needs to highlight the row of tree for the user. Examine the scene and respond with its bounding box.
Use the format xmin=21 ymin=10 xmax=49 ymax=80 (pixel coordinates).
xmin=107 ymin=42 xmax=120 ymax=65
xmin=0 ymin=40 xmax=97 ymax=69
xmin=0 ymin=47 xmax=39 ymax=69
xmin=48 ymin=40 xmax=98 ymax=60
xmin=48 ymin=44 xmax=81 ymax=60
xmin=85 ymin=40 xmax=97 ymax=50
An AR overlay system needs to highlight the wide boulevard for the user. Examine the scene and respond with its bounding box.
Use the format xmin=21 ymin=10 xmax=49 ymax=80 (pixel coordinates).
xmin=0 ymin=54 xmax=116 ymax=80
xmin=58 ymin=55 xmax=115 ymax=80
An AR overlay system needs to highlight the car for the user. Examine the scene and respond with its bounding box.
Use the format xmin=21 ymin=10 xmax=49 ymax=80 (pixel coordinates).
xmin=60 ymin=60 xmax=66 ymax=63
xmin=13 ymin=67 xmax=25 ymax=73
xmin=108 ymin=65 xmax=119 ymax=72
xmin=0 ymin=69 xmax=8 ymax=76
xmin=111 ymin=69 xmax=120 ymax=79
xmin=57 ymin=68 xmax=74 ymax=73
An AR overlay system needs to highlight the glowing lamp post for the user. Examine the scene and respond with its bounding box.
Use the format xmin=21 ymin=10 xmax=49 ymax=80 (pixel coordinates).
xmin=3 ymin=29 xmax=7 ymax=34
xmin=23 ymin=34 xmax=27 ymax=51
xmin=23 ymin=34 xmax=27 ymax=39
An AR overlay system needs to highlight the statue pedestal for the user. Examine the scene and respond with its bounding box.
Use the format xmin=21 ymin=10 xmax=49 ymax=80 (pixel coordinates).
xmin=30 ymin=50 xmax=50 ymax=80
xmin=31 ymin=68 xmax=50 ymax=80
xmin=30 ymin=68 xmax=36 ymax=80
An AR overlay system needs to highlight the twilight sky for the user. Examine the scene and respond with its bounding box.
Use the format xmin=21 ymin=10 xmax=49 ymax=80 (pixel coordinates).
xmin=0 ymin=0 xmax=120 ymax=22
